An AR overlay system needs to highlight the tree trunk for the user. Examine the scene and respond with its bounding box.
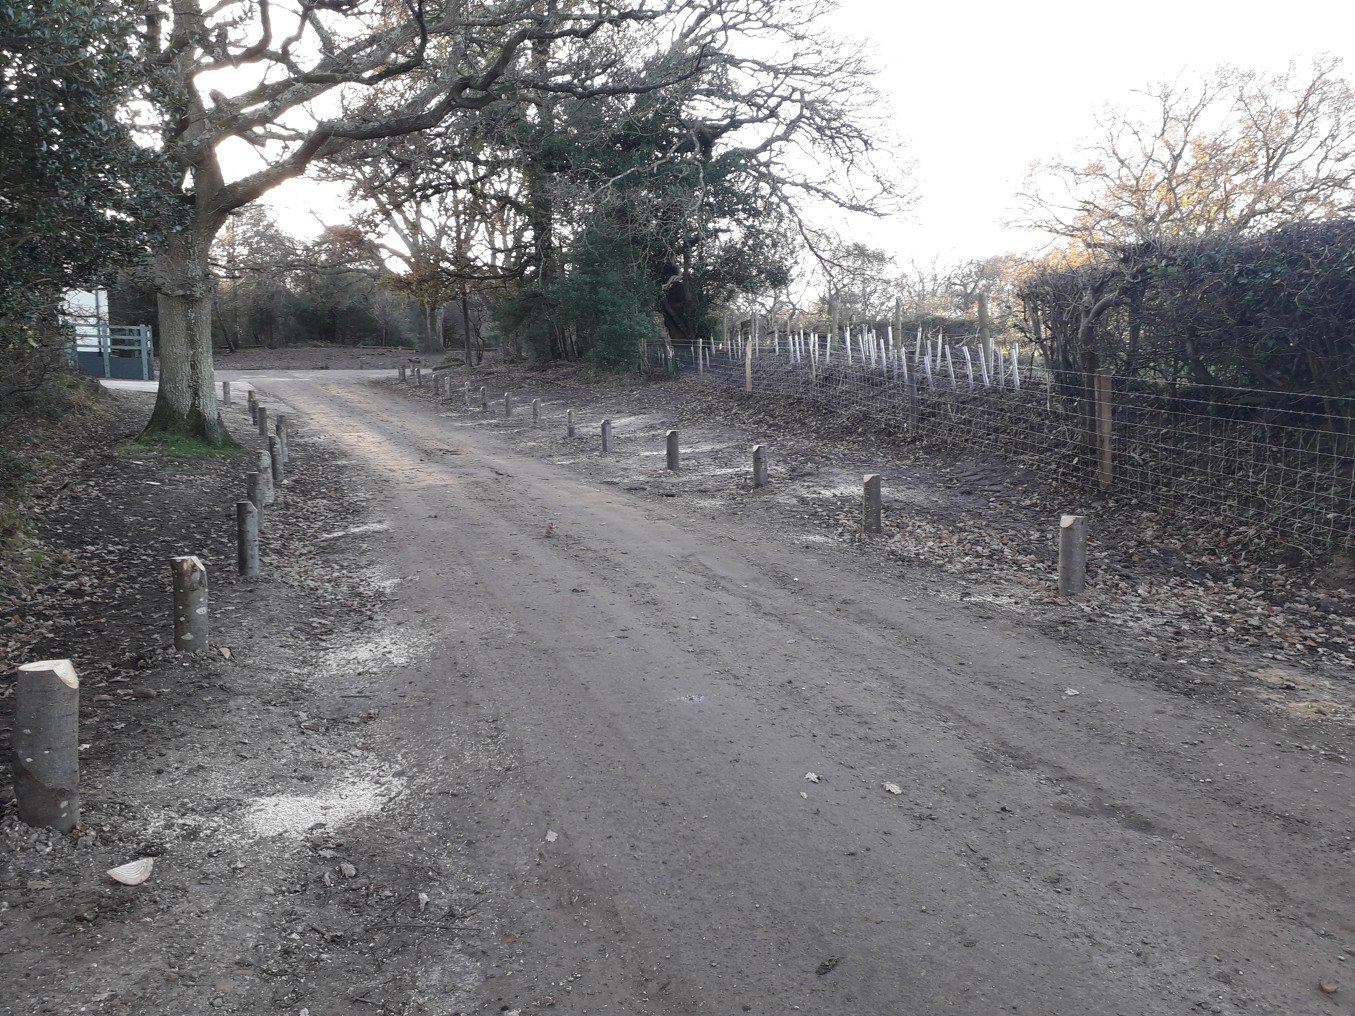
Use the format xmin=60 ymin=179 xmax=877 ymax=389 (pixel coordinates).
xmin=145 ymin=230 xmax=230 ymax=444
xmin=416 ymin=301 xmax=446 ymax=354
xmin=461 ymin=285 xmax=474 ymax=367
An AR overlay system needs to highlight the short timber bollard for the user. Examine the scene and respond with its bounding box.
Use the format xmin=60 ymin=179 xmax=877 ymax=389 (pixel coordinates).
xmin=752 ymin=445 xmax=768 ymax=487
xmin=221 ymin=380 xmax=232 ymax=405
xmin=248 ymin=390 xmax=258 ymax=424
xmin=12 ymin=659 xmax=80 ymax=832
xmin=532 ymin=399 xmax=540 ymax=425
xmin=862 ymin=474 xmax=882 ymax=534
xmin=171 ymin=555 xmax=209 ymax=653
xmin=504 ymin=393 xmax=512 ymax=417
xmin=236 ymin=500 xmax=259 ymax=577
xmin=480 ymin=386 xmax=488 ymax=411
xmin=1058 ymin=514 xmax=1087 ymax=596
xmin=246 ymin=471 xmax=266 ymax=535
xmin=274 ymin=415 xmax=289 ymax=465
xmin=268 ymin=435 xmax=284 ymax=485
xmin=463 ymin=382 xmax=471 ymax=408
xmin=399 ymin=365 xmax=407 ymax=383
xmin=257 ymin=450 xmax=275 ymax=505
xmin=601 ymin=419 xmax=613 ymax=452
xmin=257 ymin=405 xmax=268 ymax=438
xmin=567 ymin=409 xmax=575 ymax=437
xmin=415 ymin=367 xmax=423 ymax=387
xmin=666 ymin=430 xmax=680 ymax=471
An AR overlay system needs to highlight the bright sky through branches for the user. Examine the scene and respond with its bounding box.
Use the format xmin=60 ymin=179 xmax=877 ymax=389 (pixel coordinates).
xmin=258 ymin=0 xmax=1355 ymax=264
xmin=835 ymin=0 xmax=1355 ymax=262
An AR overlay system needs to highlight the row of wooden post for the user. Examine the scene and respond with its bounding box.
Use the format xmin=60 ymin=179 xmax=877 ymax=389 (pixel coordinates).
xmin=399 ymin=369 xmax=1092 ymax=596
xmin=10 ymin=383 xmax=297 ymax=833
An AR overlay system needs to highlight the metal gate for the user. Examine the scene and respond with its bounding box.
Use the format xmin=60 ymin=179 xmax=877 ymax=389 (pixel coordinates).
xmin=67 ymin=323 xmax=155 ymax=381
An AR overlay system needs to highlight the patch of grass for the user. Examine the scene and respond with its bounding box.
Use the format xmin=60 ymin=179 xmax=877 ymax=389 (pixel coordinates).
xmin=123 ymin=432 xmax=244 ymax=460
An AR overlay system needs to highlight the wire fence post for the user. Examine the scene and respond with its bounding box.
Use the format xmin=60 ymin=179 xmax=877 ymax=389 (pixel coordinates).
xmin=1095 ymin=368 xmax=1114 ymax=489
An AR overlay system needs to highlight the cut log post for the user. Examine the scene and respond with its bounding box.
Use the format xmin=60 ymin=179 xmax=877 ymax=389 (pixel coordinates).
xmin=12 ymin=659 xmax=80 ymax=832
xmin=666 ymin=430 xmax=680 ymax=471
xmin=863 ymin=474 xmax=882 ymax=534
xmin=268 ymin=435 xmax=284 ymax=485
xmin=415 ymin=367 xmax=423 ymax=387
xmin=257 ymin=450 xmax=275 ymax=505
xmin=567 ymin=409 xmax=575 ymax=437
xmin=504 ymin=393 xmax=512 ymax=417
xmin=463 ymin=381 xmax=471 ymax=408
xmin=398 ymin=365 xmax=407 ymax=382
xmin=221 ymin=380 xmax=232 ymax=405
xmin=248 ymin=390 xmax=258 ymax=424
xmin=256 ymin=405 xmax=268 ymax=438
xmin=236 ymin=500 xmax=259 ymax=577
xmin=1058 ymin=514 xmax=1088 ymax=596
xmin=480 ymin=386 xmax=488 ymax=411
xmin=752 ymin=445 xmax=768 ymax=487
xmin=246 ymin=471 xmax=266 ymax=535
xmin=601 ymin=419 xmax=613 ymax=452
xmin=532 ymin=399 xmax=540 ymax=425
xmin=274 ymin=415 xmax=289 ymax=465
xmin=171 ymin=555 xmax=209 ymax=653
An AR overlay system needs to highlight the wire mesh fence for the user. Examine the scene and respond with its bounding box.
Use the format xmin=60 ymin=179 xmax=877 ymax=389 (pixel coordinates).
xmin=657 ymin=332 xmax=1354 ymax=557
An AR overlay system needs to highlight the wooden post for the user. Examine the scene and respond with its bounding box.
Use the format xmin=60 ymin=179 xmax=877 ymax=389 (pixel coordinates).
xmin=1095 ymin=367 xmax=1114 ymax=489
xmin=256 ymin=405 xmax=268 ymax=438
xmin=236 ymin=500 xmax=259 ymax=577
xmin=248 ymin=389 xmax=258 ymax=424
xmin=246 ymin=471 xmax=266 ymax=535
xmin=480 ymin=386 xmax=488 ymax=411
xmin=12 ymin=659 xmax=80 ymax=832
xmin=257 ymin=450 xmax=275 ymax=505
xmin=601 ymin=419 xmax=613 ymax=452
xmin=862 ymin=474 xmax=882 ymax=534
xmin=504 ymin=392 xmax=512 ymax=417
xmin=221 ymin=380 xmax=232 ymax=405
xmin=463 ymin=381 xmax=471 ymax=408
xmin=567 ymin=409 xmax=575 ymax=438
xmin=171 ymin=555 xmax=209 ymax=653
xmin=666 ymin=430 xmax=680 ymax=471
xmin=744 ymin=329 xmax=754 ymax=393
xmin=268 ymin=436 xmax=284 ymax=486
xmin=274 ymin=415 xmax=289 ymax=465
xmin=398 ymin=365 xmax=407 ymax=382
xmin=532 ymin=399 xmax=540 ymax=425
xmin=1058 ymin=514 xmax=1087 ymax=596
xmin=752 ymin=445 xmax=768 ymax=487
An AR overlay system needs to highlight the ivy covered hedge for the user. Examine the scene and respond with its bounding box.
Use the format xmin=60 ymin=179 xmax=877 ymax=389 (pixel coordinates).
xmin=1017 ymin=219 xmax=1355 ymax=401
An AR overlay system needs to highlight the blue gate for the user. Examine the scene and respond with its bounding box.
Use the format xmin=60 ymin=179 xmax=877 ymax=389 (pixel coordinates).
xmin=67 ymin=324 xmax=155 ymax=381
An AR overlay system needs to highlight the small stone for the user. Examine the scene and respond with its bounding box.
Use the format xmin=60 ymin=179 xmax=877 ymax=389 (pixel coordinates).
xmin=339 ymin=863 xmax=357 ymax=878
xmin=1319 ymin=980 xmax=1339 ymax=995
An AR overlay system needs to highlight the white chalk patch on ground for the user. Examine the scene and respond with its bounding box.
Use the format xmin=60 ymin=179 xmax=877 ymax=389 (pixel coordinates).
xmin=318 ymin=627 xmax=433 ymax=673
xmin=245 ymin=771 xmax=406 ymax=838
xmin=318 ymin=521 xmax=392 ymax=541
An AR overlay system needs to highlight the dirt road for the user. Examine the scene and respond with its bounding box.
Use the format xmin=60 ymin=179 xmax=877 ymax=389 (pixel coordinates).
xmin=257 ymin=374 xmax=1351 ymax=1015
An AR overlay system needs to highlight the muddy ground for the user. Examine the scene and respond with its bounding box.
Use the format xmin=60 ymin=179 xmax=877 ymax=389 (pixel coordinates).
xmin=2 ymin=358 xmax=1352 ymax=1016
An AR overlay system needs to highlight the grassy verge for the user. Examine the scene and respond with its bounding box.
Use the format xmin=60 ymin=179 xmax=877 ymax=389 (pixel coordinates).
xmin=121 ymin=432 xmax=245 ymax=460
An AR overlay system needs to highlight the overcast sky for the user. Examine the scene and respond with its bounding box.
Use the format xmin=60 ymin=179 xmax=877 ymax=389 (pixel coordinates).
xmin=262 ymin=0 xmax=1355 ymax=266
xmin=837 ymin=0 xmax=1355 ymax=262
